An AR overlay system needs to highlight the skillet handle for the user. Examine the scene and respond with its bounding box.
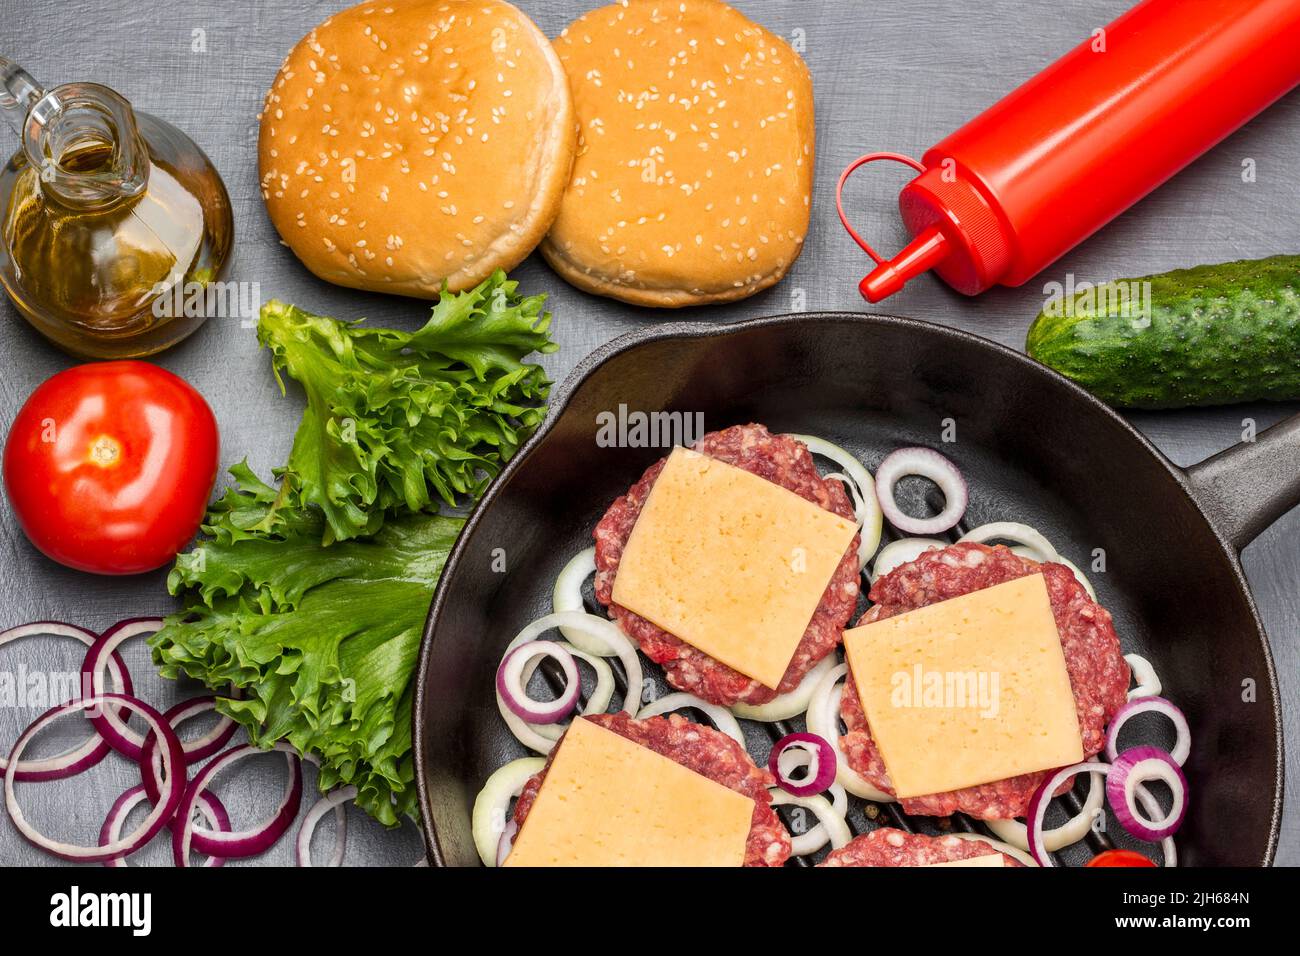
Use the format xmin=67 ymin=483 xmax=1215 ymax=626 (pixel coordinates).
xmin=1184 ymin=413 xmax=1300 ymax=552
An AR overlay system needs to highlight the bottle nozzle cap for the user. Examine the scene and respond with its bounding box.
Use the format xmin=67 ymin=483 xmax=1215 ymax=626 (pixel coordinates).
xmin=858 ymin=226 xmax=949 ymax=303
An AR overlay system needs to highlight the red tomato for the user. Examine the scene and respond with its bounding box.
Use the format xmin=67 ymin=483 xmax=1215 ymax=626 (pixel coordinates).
xmin=1086 ymin=849 xmax=1158 ymax=867
xmin=3 ymin=361 xmax=219 ymax=575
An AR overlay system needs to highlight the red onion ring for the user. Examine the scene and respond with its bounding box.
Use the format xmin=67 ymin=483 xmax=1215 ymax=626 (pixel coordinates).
xmin=4 ymin=693 xmax=185 ymax=863
xmin=0 ymin=621 xmax=132 ymax=782
xmin=295 ymin=786 xmax=353 ymax=867
xmin=171 ymin=742 xmax=303 ymax=865
xmin=1025 ymin=761 xmax=1111 ymax=867
xmin=140 ymin=694 xmax=243 ymax=806
xmin=81 ymin=617 xmax=165 ymax=761
xmin=101 ymin=785 xmax=231 ymax=868
xmin=495 ymin=640 xmax=582 ymax=724
xmin=1106 ymin=745 xmax=1188 ymax=842
xmin=1105 ymin=696 xmax=1190 ymax=766
xmin=768 ymin=732 xmax=837 ymax=797
xmin=874 ymin=447 xmax=968 ymax=535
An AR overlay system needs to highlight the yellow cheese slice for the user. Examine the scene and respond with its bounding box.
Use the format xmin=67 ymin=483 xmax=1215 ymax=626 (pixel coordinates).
xmin=843 ymin=573 xmax=1084 ymax=799
xmin=923 ymin=854 xmax=1005 ymax=868
xmin=611 ymin=446 xmax=858 ymax=689
xmin=502 ymin=718 xmax=754 ymax=867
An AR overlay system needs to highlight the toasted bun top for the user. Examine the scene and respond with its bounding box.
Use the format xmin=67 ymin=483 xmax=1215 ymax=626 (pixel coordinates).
xmin=259 ymin=0 xmax=575 ymax=297
xmin=541 ymin=0 xmax=814 ymax=306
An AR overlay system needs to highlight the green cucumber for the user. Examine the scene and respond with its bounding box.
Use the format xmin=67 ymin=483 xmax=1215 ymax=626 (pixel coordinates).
xmin=1025 ymin=255 xmax=1300 ymax=409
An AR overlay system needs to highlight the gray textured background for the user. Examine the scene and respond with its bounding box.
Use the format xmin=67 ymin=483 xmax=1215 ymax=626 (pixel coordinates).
xmin=1 ymin=0 xmax=1297 ymax=866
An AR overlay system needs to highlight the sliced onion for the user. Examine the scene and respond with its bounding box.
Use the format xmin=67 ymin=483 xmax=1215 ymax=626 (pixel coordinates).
xmin=768 ymin=788 xmax=852 ymax=852
xmin=1135 ymin=784 xmax=1178 ymax=867
xmin=731 ymin=653 xmax=836 ymax=722
xmin=960 ymin=522 xmax=1058 ymax=562
xmin=81 ymin=617 xmax=164 ymax=760
xmin=101 ymin=785 xmax=230 ymax=868
xmin=639 ymin=692 xmax=746 ymax=747
xmin=1025 ymin=762 xmax=1111 ymax=867
xmin=786 ymin=433 xmax=884 ymax=568
xmin=874 ymin=447 xmax=967 ymax=535
xmin=471 ymin=757 xmax=545 ymax=867
xmin=952 ymin=832 xmax=1038 ymax=867
xmin=496 ymin=820 xmax=519 ymax=866
xmin=985 ymin=767 xmax=1106 ymax=852
xmin=172 ymin=742 xmax=303 ymax=864
xmin=4 ymin=693 xmax=185 ymax=863
xmin=1125 ymin=653 xmax=1162 ymax=700
xmin=1105 ymin=696 xmax=1189 ymax=766
xmin=496 ymin=611 xmax=643 ymax=753
xmin=496 ymin=641 xmax=582 ymax=724
xmin=1106 ymin=745 xmax=1187 ymax=842
xmin=769 ymin=732 xmax=836 ymax=797
xmin=961 ymin=523 xmax=1096 ymax=597
xmin=296 ymin=786 xmax=353 ymax=867
xmin=0 ymin=621 xmax=133 ymax=782
xmin=785 ymin=782 xmax=846 ymax=856
xmin=804 ymin=662 xmax=894 ymax=803
xmin=140 ymin=695 xmax=243 ymax=807
xmin=870 ymin=537 xmax=944 ymax=583
xmin=551 ymin=547 xmax=605 ymax=653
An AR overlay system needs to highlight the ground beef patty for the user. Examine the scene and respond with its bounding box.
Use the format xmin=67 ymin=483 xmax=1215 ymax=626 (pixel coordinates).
xmin=594 ymin=423 xmax=860 ymax=706
xmin=819 ymin=828 xmax=1024 ymax=867
xmin=840 ymin=541 xmax=1129 ymax=819
xmin=513 ymin=713 xmax=791 ymax=866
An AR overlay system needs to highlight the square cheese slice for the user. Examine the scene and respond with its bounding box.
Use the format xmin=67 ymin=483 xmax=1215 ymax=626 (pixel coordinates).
xmin=611 ymin=446 xmax=858 ymax=689
xmin=923 ymin=854 xmax=1005 ymax=868
xmin=502 ymin=717 xmax=753 ymax=867
xmin=843 ymin=573 xmax=1084 ymax=799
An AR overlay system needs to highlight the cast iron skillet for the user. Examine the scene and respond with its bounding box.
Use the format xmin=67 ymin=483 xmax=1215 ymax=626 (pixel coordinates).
xmin=414 ymin=313 xmax=1298 ymax=867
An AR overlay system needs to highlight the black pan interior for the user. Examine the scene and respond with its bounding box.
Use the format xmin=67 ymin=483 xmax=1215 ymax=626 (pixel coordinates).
xmin=415 ymin=313 xmax=1280 ymax=867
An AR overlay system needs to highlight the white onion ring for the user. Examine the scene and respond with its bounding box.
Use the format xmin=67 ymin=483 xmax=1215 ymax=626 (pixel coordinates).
xmin=874 ymin=447 xmax=968 ymax=535
xmin=951 ymin=831 xmax=1039 ymax=867
xmin=638 ymin=692 xmax=746 ymax=747
xmin=5 ymin=694 xmax=186 ymax=863
xmin=1125 ymin=653 xmax=1162 ymax=700
xmin=1105 ymin=696 xmax=1190 ymax=766
xmin=961 ymin=522 xmax=1096 ymax=597
xmin=785 ymin=434 xmax=884 ymax=568
xmin=551 ymin=548 xmax=605 ymax=653
xmin=296 ymin=785 xmax=354 ymax=867
xmin=985 ymin=768 xmax=1106 ymax=852
xmin=0 ymin=621 xmax=131 ymax=781
xmin=870 ymin=537 xmax=944 ymax=582
xmin=471 ymin=757 xmax=544 ymax=867
xmin=961 ymin=522 xmax=1057 ymax=562
xmin=782 ymin=778 xmax=847 ymax=857
xmin=496 ymin=641 xmax=582 ymax=724
xmin=804 ymin=662 xmax=893 ymax=803
xmin=768 ymin=788 xmax=852 ymax=852
xmin=731 ymin=653 xmax=836 ymax=722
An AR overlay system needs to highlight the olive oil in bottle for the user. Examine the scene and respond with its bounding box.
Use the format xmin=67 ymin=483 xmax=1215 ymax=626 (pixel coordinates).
xmin=0 ymin=56 xmax=233 ymax=358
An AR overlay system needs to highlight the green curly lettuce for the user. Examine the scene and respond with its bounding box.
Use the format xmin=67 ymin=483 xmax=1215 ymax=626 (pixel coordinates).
xmin=152 ymin=464 xmax=463 ymax=824
xmin=259 ymin=269 xmax=556 ymax=543
xmin=151 ymin=273 xmax=556 ymax=825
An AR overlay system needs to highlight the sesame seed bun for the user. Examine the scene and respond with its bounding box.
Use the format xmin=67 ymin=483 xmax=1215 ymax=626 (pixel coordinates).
xmin=541 ymin=0 xmax=815 ymax=308
xmin=258 ymin=0 xmax=576 ymax=297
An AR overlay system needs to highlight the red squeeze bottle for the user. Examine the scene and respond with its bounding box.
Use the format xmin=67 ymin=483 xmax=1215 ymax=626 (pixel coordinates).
xmin=839 ymin=0 xmax=1300 ymax=303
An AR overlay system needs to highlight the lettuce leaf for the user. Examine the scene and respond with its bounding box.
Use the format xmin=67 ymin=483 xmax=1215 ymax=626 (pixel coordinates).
xmin=259 ymin=269 xmax=556 ymax=543
xmin=151 ymin=273 xmax=556 ymax=825
xmin=152 ymin=464 xmax=463 ymax=825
